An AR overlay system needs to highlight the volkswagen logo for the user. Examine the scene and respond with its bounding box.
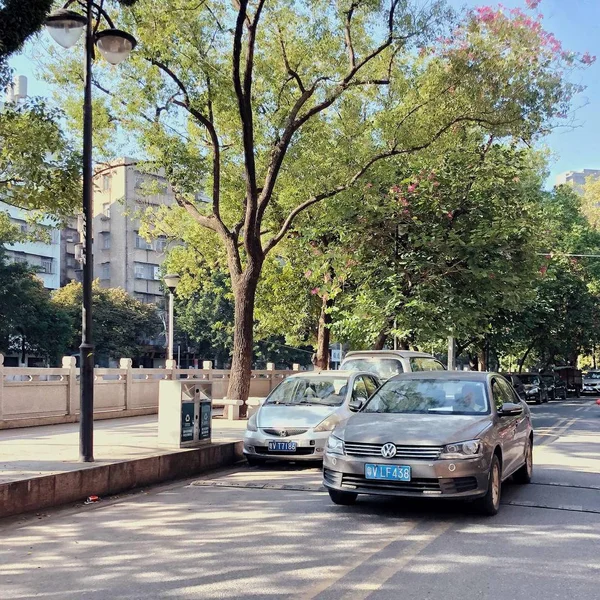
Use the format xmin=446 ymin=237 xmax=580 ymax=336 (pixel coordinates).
xmin=381 ymin=443 xmax=397 ymax=458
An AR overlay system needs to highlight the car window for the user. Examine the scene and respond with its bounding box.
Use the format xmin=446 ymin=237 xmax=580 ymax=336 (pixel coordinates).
xmin=497 ymin=377 xmax=521 ymax=405
xmin=352 ymin=376 xmax=369 ymax=401
xmin=363 ymin=376 xmax=378 ymax=397
xmin=492 ymin=378 xmax=514 ymax=411
xmin=409 ymin=357 xmax=446 ymax=371
xmin=363 ymin=379 xmax=489 ymax=415
xmin=341 ymin=358 xmax=404 ymax=379
xmin=264 ymin=376 xmax=349 ymax=406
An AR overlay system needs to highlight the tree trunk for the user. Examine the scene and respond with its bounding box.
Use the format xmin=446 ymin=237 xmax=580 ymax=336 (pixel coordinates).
xmin=477 ymin=349 xmax=487 ymax=372
xmin=517 ymin=342 xmax=535 ymax=374
xmin=315 ymin=295 xmax=333 ymax=370
xmin=372 ymin=328 xmax=388 ymax=350
xmin=226 ymin=271 xmax=260 ymax=417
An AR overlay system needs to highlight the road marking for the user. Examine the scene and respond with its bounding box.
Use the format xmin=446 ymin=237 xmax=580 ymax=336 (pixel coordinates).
xmin=536 ymin=417 xmax=578 ymax=446
xmin=336 ymin=521 xmax=453 ymax=600
xmin=503 ymin=500 xmax=600 ymax=515
xmin=299 ymin=520 xmax=421 ymax=600
xmin=190 ymin=480 xmax=326 ymax=492
xmin=531 ymin=481 xmax=600 ymax=491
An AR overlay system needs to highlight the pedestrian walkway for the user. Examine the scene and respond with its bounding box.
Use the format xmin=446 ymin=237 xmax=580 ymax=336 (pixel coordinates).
xmin=0 ymin=415 xmax=247 ymax=485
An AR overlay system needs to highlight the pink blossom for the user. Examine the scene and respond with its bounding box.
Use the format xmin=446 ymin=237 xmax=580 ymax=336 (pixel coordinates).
xmin=525 ymin=0 xmax=541 ymax=9
xmin=446 ymin=211 xmax=453 ymax=220
xmin=433 ymin=181 xmax=440 ymax=187
xmin=539 ymin=266 xmax=547 ymax=276
xmin=304 ymin=270 xmax=312 ymax=278
xmin=582 ymin=51 xmax=597 ymax=65
xmin=399 ymin=197 xmax=409 ymax=207
xmin=407 ymin=183 xmax=417 ymax=193
xmin=365 ymin=182 xmax=373 ymax=189
xmin=310 ymin=287 xmax=320 ymax=295
xmin=401 ymin=209 xmax=410 ymax=217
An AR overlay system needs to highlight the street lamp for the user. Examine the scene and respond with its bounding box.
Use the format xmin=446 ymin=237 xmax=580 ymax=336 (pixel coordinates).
xmin=46 ymin=2 xmax=137 ymax=463
xmin=164 ymin=273 xmax=181 ymax=365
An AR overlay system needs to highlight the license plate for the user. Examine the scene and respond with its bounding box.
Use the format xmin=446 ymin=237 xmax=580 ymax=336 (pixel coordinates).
xmin=268 ymin=441 xmax=297 ymax=452
xmin=365 ymin=464 xmax=411 ymax=481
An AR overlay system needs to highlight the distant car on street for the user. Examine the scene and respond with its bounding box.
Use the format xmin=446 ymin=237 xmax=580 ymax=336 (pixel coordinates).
xmin=518 ymin=373 xmax=549 ymax=404
xmin=341 ymin=350 xmax=445 ymax=381
xmin=582 ymin=370 xmax=600 ymax=395
xmin=243 ymin=370 xmax=380 ymax=465
xmin=501 ymin=373 xmax=526 ymax=401
xmin=541 ymin=372 xmax=567 ymax=401
xmin=323 ymin=371 xmax=533 ymax=516
xmin=555 ymin=366 xmax=582 ymax=397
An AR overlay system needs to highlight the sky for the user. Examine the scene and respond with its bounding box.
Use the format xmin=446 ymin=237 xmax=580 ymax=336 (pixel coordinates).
xmin=7 ymin=0 xmax=600 ymax=187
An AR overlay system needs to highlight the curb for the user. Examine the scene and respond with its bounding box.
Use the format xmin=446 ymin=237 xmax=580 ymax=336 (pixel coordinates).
xmin=0 ymin=441 xmax=243 ymax=519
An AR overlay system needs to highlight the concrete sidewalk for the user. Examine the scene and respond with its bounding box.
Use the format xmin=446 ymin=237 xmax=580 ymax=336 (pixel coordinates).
xmin=0 ymin=415 xmax=248 ymax=518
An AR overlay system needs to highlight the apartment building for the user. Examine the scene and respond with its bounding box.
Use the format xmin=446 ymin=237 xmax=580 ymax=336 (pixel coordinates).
xmin=92 ymin=158 xmax=173 ymax=305
xmin=555 ymin=169 xmax=600 ymax=189
xmin=60 ymin=216 xmax=81 ymax=287
xmin=0 ymin=201 xmax=62 ymax=289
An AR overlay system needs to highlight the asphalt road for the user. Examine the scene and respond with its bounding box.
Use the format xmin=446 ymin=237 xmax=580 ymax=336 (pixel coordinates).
xmin=1 ymin=398 xmax=599 ymax=600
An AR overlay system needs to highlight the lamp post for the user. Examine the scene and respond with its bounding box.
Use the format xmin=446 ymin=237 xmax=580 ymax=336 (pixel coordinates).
xmin=46 ymin=2 xmax=137 ymax=463
xmin=164 ymin=274 xmax=181 ymax=365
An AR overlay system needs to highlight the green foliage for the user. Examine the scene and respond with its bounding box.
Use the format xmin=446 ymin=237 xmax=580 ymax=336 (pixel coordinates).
xmin=0 ymin=100 xmax=81 ymax=221
xmin=0 ymin=245 xmax=72 ymax=363
xmin=52 ymin=281 xmax=162 ymax=363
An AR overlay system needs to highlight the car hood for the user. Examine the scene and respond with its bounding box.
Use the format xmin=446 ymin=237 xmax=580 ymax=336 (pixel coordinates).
xmin=257 ymin=404 xmax=337 ymax=428
xmin=583 ymin=378 xmax=600 ymax=385
xmin=336 ymin=413 xmax=492 ymax=446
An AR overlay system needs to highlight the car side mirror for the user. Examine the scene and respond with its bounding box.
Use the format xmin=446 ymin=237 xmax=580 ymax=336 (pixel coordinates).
xmin=499 ymin=402 xmax=523 ymax=417
xmin=349 ymin=398 xmax=365 ymax=412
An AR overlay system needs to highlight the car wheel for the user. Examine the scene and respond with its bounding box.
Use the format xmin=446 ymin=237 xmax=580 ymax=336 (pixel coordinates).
xmin=536 ymin=393 xmax=543 ymax=405
xmin=246 ymin=455 xmax=265 ymax=467
xmin=513 ymin=439 xmax=533 ymax=484
xmin=475 ymin=455 xmax=502 ymax=516
xmin=562 ymin=389 xmax=568 ymax=400
xmin=328 ymin=489 xmax=358 ymax=506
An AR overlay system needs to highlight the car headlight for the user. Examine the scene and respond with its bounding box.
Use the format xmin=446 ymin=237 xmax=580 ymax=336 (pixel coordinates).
xmin=440 ymin=439 xmax=482 ymax=459
xmin=314 ymin=414 xmax=339 ymax=432
xmin=246 ymin=413 xmax=258 ymax=432
xmin=526 ymin=387 xmax=539 ymax=395
xmin=326 ymin=434 xmax=344 ymax=455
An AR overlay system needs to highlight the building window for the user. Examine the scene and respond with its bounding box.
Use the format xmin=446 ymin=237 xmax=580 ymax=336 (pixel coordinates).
xmin=135 ymin=232 xmax=153 ymax=250
xmin=40 ymin=258 xmax=53 ymax=274
xmin=101 ymin=263 xmax=110 ymax=280
xmin=102 ymin=234 xmax=111 ymax=250
xmin=102 ymin=203 xmax=111 ymax=218
xmin=134 ymin=262 xmax=160 ymax=280
xmin=102 ymin=174 xmax=111 ymax=191
xmin=20 ymin=223 xmax=28 ymax=234
xmin=155 ymin=236 xmax=167 ymax=252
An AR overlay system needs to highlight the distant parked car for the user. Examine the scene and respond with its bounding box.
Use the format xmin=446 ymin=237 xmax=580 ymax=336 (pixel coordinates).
xmin=243 ymin=370 xmax=380 ymax=465
xmin=341 ymin=350 xmax=445 ymax=381
xmin=582 ymin=370 xmax=600 ymax=395
xmin=541 ymin=373 xmax=567 ymax=401
xmin=555 ymin=366 xmax=582 ymax=397
xmin=323 ymin=371 xmax=533 ymax=516
xmin=517 ymin=373 xmax=549 ymax=404
xmin=501 ymin=373 xmax=526 ymax=401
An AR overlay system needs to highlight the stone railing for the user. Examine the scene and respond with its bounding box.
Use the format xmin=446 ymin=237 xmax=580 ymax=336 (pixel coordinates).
xmin=0 ymin=354 xmax=299 ymax=430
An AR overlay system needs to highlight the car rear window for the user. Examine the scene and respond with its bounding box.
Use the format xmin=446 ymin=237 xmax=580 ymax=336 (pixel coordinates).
xmin=409 ymin=357 xmax=445 ymax=371
xmin=341 ymin=358 xmax=403 ymax=379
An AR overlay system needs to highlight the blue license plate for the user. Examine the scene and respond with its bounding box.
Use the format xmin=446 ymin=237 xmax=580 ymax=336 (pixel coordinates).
xmin=268 ymin=441 xmax=297 ymax=452
xmin=365 ymin=464 xmax=411 ymax=481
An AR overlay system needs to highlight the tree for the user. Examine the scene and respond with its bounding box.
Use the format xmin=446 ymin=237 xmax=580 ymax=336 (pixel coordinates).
xmin=0 ymin=238 xmax=72 ymax=364
xmin=52 ymin=282 xmax=162 ymax=364
xmin=45 ymin=1 xmax=586 ymax=408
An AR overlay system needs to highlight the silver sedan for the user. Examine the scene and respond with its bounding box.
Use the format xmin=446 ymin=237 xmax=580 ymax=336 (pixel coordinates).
xmin=243 ymin=371 xmax=380 ymax=464
xmin=323 ymin=371 xmax=533 ymax=515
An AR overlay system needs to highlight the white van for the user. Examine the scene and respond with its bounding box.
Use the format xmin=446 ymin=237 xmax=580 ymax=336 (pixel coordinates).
xmin=340 ymin=350 xmax=445 ymax=380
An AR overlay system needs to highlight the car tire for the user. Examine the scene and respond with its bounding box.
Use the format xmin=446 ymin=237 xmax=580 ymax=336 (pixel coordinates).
xmin=513 ymin=439 xmax=533 ymax=484
xmin=536 ymin=393 xmax=543 ymax=405
xmin=328 ymin=489 xmax=358 ymax=506
xmin=246 ymin=455 xmax=265 ymax=467
xmin=475 ymin=455 xmax=502 ymax=516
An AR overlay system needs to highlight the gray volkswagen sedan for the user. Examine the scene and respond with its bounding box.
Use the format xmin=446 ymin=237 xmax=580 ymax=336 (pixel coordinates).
xmin=323 ymin=372 xmax=533 ymax=515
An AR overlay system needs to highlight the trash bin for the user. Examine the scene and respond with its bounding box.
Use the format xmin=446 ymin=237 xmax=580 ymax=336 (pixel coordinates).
xmin=158 ymin=380 xmax=213 ymax=448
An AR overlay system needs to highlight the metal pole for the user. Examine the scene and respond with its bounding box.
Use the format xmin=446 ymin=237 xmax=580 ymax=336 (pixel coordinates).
xmin=168 ymin=292 xmax=174 ymax=361
xmin=447 ymin=336 xmax=456 ymax=371
xmin=79 ymin=0 xmax=94 ymax=462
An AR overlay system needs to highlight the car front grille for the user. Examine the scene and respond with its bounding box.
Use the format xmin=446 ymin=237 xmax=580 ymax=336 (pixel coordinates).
xmin=323 ymin=467 xmax=342 ymax=487
xmin=341 ymin=474 xmax=441 ymax=493
xmin=439 ymin=477 xmax=479 ymax=494
xmin=344 ymin=442 xmax=442 ymax=460
xmin=261 ymin=428 xmax=308 ymax=437
xmin=253 ymin=446 xmax=315 ymax=455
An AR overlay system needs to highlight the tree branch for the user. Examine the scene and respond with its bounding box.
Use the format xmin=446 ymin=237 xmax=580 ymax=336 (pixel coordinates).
xmin=344 ymin=2 xmax=359 ymax=69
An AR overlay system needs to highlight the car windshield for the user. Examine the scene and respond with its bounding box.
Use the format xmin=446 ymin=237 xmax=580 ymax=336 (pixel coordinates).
xmin=409 ymin=357 xmax=445 ymax=371
xmin=585 ymin=371 xmax=600 ymax=379
xmin=363 ymin=379 xmax=490 ymax=415
xmin=264 ymin=377 xmax=349 ymax=406
xmin=341 ymin=358 xmax=403 ymax=379
xmin=519 ymin=374 xmax=541 ymax=385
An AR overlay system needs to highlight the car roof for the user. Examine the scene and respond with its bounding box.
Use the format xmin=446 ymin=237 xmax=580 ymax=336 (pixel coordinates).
xmin=342 ymin=350 xmax=436 ymax=359
xmin=387 ymin=371 xmax=494 ymax=382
